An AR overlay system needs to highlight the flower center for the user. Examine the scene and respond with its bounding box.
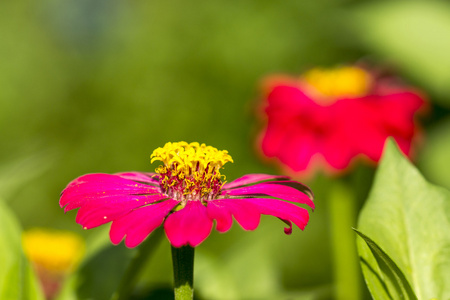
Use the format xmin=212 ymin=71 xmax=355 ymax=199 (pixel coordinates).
xmin=151 ymin=141 xmax=233 ymax=202
xmin=302 ymin=66 xmax=372 ymax=98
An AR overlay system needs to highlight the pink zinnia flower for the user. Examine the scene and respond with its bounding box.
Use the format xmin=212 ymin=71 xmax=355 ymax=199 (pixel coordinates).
xmin=257 ymin=66 xmax=426 ymax=176
xmin=60 ymin=142 xmax=314 ymax=248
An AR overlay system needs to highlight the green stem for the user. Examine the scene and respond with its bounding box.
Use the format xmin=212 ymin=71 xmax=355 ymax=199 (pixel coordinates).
xmin=171 ymin=245 xmax=195 ymax=300
xmin=329 ymin=181 xmax=362 ymax=300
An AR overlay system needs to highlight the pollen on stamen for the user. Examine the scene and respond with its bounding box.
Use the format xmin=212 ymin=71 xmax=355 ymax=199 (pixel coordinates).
xmin=150 ymin=141 xmax=233 ymax=201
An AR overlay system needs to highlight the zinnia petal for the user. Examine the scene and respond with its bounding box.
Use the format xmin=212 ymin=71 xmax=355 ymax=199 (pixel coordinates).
xmin=267 ymin=85 xmax=315 ymax=113
xmin=278 ymin=129 xmax=318 ymax=172
xmin=60 ymin=173 xmax=160 ymax=209
xmin=225 ymin=181 xmax=314 ymax=209
xmin=74 ymin=193 xmax=169 ymax=229
xmin=236 ymin=197 xmax=310 ymax=232
xmin=223 ymin=173 xmax=288 ymax=189
xmin=164 ymin=201 xmax=213 ymax=247
xmin=207 ymin=199 xmax=261 ymax=232
xmin=114 ymin=172 xmax=160 ymax=185
xmin=256 ymin=67 xmax=426 ymax=176
xmin=109 ymin=199 xmax=179 ymax=248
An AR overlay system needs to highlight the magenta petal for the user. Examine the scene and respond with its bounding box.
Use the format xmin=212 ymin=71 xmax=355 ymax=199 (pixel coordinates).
xmin=268 ymin=85 xmax=315 ymax=111
xmin=115 ymin=172 xmax=160 ymax=185
xmin=225 ymin=181 xmax=314 ymax=209
xmin=284 ymin=222 xmax=293 ymax=234
xmin=223 ymin=174 xmax=288 ymax=189
xmin=64 ymin=191 xmax=166 ymax=212
xmin=261 ymin=119 xmax=290 ymax=157
xmin=321 ymin=135 xmax=355 ymax=170
xmin=62 ymin=173 xmax=154 ymax=192
xmin=60 ymin=173 xmax=161 ymax=209
xmin=205 ymin=201 xmax=233 ymax=232
xmin=279 ymin=129 xmax=318 ymax=172
xmin=164 ymin=201 xmax=213 ymax=247
xmin=109 ymin=199 xmax=179 ymax=248
xmin=207 ymin=199 xmax=261 ymax=232
xmin=238 ymin=197 xmax=310 ymax=232
xmin=75 ymin=194 xmax=169 ymax=229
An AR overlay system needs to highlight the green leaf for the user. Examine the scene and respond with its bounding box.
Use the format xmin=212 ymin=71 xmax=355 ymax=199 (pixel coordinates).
xmin=357 ymin=140 xmax=450 ymax=300
xmin=0 ymin=200 xmax=44 ymax=300
xmin=113 ymin=227 xmax=165 ymax=300
xmin=75 ymin=240 xmax=136 ymax=300
xmin=354 ymin=229 xmax=417 ymax=300
xmin=352 ymin=1 xmax=450 ymax=106
xmin=74 ymin=226 xmax=165 ymax=300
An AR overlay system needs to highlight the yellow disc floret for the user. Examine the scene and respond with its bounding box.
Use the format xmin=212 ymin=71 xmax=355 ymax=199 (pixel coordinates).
xmin=151 ymin=142 xmax=233 ymax=201
xmin=303 ymin=66 xmax=372 ymax=98
xmin=22 ymin=228 xmax=85 ymax=274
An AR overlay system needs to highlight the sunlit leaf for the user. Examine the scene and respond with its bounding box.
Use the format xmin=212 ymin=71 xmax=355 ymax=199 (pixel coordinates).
xmin=354 ymin=229 xmax=417 ymax=300
xmin=0 ymin=200 xmax=44 ymax=300
xmin=357 ymin=140 xmax=450 ymax=299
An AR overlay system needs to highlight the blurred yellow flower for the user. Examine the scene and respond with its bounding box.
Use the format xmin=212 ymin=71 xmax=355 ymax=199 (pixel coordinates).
xmin=22 ymin=228 xmax=85 ymax=273
xmin=22 ymin=228 xmax=85 ymax=299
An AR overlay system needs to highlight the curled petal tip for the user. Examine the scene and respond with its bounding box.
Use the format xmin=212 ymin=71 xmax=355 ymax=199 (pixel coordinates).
xmin=279 ymin=218 xmax=293 ymax=235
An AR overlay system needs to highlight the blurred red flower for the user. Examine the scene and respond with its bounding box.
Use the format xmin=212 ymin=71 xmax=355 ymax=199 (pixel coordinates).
xmin=257 ymin=65 xmax=426 ymax=176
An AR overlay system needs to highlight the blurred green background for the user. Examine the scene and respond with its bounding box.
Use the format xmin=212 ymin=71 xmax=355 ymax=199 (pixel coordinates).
xmin=1 ymin=0 xmax=450 ymax=299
